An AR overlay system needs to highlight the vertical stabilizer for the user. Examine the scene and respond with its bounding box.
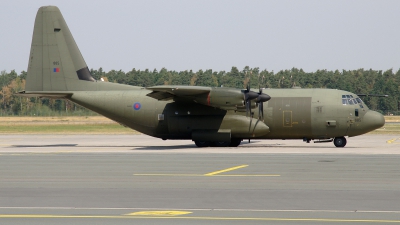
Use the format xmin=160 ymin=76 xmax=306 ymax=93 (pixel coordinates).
xmin=26 ymin=6 xmax=95 ymax=92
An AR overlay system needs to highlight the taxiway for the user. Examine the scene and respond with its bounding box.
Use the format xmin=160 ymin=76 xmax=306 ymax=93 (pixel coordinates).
xmin=0 ymin=134 xmax=399 ymax=224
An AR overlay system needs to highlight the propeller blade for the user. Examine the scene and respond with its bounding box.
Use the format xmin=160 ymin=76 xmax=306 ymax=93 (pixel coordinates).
xmin=256 ymin=88 xmax=268 ymax=121
xmin=246 ymin=100 xmax=249 ymax=117
xmin=249 ymin=101 xmax=252 ymax=118
xmin=246 ymin=99 xmax=253 ymax=118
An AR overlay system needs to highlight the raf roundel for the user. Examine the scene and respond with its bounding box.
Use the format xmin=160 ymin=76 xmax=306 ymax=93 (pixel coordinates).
xmin=133 ymin=102 xmax=141 ymax=110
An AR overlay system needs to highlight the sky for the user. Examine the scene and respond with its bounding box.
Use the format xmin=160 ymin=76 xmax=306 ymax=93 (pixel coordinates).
xmin=1 ymin=0 xmax=400 ymax=74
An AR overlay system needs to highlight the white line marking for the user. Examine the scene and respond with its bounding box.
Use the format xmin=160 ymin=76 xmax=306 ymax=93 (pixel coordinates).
xmin=0 ymin=207 xmax=399 ymax=213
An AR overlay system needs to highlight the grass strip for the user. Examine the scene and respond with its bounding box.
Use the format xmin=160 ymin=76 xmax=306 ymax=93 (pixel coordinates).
xmin=0 ymin=124 xmax=139 ymax=134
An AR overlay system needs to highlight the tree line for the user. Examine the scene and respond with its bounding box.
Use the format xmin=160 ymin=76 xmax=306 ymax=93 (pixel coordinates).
xmin=1 ymin=67 xmax=399 ymax=116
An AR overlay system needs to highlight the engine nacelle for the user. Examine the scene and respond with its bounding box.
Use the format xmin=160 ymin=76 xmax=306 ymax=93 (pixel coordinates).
xmin=192 ymin=87 xmax=244 ymax=109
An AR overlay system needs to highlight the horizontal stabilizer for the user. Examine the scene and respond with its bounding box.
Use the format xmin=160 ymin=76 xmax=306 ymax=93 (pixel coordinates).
xmin=16 ymin=91 xmax=73 ymax=99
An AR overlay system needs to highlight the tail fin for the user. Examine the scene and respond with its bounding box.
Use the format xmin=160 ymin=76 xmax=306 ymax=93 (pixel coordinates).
xmin=25 ymin=6 xmax=95 ymax=92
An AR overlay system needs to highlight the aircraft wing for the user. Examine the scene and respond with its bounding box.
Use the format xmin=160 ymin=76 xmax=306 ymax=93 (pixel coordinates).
xmin=146 ymin=85 xmax=211 ymax=101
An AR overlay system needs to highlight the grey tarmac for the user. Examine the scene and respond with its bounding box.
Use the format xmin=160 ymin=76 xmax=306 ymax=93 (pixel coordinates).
xmin=0 ymin=134 xmax=400 ymax=224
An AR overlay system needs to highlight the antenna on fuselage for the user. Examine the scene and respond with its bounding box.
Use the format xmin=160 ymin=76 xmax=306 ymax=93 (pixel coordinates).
xmin=357 ymin=94 xmax=389 ymax=97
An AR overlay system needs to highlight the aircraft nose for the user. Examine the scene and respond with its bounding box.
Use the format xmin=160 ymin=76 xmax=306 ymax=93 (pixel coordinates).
xmin=363 ymin=110 xmax=385 ymax=131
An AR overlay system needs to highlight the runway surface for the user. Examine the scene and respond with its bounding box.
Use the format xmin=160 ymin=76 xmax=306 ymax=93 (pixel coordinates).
xmin=0 ymin=134 xmax=400 ymax=224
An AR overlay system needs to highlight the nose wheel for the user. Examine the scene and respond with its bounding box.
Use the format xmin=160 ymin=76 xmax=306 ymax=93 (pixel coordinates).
xmin=334 ymin=137 xmax=347 ymax=147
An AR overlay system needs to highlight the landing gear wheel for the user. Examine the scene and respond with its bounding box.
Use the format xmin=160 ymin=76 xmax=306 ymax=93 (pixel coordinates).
xmin=229 ymin=139 xmax=242 ymax=147
xmin=334 ymin=137 xmax=347 ymax=147
xmin=194 ymin=141 xmax=210 ymax=147
xmin=212 ymin=141 xmax=230 ymax=147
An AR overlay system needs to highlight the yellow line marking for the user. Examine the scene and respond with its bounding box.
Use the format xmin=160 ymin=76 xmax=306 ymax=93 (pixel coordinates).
xmin=386 ymin=138 xmax=400 ymax=144
xmin=133 ymin=174 xmax=280 ymax=177
xmin=204 ymin=165 xmax=248 ymax=176
xmin=387 ymin=138 xmax=397 ymax=144
xmin=134 ymin=165 xmax=280 ymax=177
xmin=0 ymin=215 xmax=399 ymax=222
xmin=126 ymin=211 xmax=192 ymax=216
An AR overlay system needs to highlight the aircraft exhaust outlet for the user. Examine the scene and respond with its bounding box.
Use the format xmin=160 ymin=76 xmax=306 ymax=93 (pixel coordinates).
xmin=326 ymin=120 xmax=337 ymax=127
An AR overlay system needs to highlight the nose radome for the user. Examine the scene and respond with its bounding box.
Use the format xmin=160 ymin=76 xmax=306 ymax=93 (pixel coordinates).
xmin=364 ymin=110 xmax=385 ymax=131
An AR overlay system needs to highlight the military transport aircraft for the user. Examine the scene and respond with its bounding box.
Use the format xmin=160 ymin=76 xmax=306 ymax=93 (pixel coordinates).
xmin=17 ymin=6 xmax=385 ymax=148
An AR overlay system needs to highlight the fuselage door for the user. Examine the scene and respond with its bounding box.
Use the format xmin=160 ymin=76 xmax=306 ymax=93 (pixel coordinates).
xmin=283 ymin=111 xmax=292 ymax=127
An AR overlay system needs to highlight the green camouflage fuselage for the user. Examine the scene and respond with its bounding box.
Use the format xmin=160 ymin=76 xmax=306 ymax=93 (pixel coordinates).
xmin=67 ymin=83 xmax=383 ymax=140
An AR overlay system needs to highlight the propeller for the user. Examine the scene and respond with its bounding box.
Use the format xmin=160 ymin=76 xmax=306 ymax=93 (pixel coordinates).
xmin=255 ymin=88 xmax=271 ymax=121
xmin=243 ymin=84 xmax=258 ymax=117
xmin=242 ymin=84 xmax=271 ymax=120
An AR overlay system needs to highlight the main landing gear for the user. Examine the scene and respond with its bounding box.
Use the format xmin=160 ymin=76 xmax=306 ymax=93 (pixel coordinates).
xmin=194 ymin=139 xmax=242 ymax=148
xmin=194 ymin=141 xmax=210 ymax=147
xmin=333 ymin=136 xmax=347 ymax=147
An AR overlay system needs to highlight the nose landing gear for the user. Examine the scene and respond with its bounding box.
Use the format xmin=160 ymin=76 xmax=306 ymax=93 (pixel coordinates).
xmin=333 ymin=136 xmax=347 ymax=147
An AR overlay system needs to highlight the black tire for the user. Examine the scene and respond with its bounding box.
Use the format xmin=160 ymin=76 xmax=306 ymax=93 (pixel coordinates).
xmin=334 ymin=137 xmax=347 ymax=147
xmin=229 ymin=139 xmax=242 ymax=147
xmin=194 ymin=141 xmax=210 ymax=147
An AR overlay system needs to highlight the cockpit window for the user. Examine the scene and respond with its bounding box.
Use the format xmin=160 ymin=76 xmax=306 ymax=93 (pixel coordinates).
xmin=342 ymin=95 xmax=365 ymax=107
